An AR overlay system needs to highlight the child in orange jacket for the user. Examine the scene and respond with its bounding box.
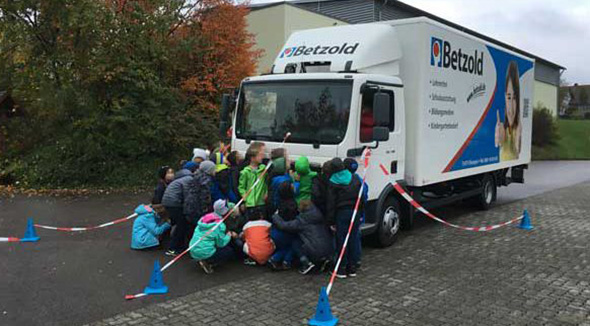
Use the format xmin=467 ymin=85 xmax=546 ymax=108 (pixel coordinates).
xmin=238 ymin=215 xmax=275 ymax=265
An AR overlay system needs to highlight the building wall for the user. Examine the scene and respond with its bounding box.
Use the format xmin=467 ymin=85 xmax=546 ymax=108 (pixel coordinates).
xmin=247 ymin=5 xmax=286 ymax=75
xmin=535 ymin=61 xmax=561 ymax=86
xmin=247 ymin=4 xmax=347 ymax=75
xmin=378 ymin=3 xmax=418 ymax=21
xmin=283 ymin=5 xmax=347 ymax=43
xmin=297 ymin=0 xmax=375 ymax=24
xmin=534 ymin=80 xmax=558 ymax=116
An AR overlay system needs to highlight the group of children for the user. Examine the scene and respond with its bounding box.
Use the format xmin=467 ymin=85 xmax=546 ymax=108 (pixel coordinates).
xmin=131 ymin=141 xmax=367 ymax=279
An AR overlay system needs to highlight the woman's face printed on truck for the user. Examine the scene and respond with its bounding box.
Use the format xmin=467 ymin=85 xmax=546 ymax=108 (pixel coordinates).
xmin=504 ymin=61 xmax=520 ymax=130
xmin=505 ymin=79 xmax=517 ymax=127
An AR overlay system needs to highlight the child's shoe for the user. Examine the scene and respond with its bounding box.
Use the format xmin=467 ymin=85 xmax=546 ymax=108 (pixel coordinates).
xmin=199 ymin=261 xmax=214 ymax=274
xmin=331 ymin=268 xmax=347 ymax=279
xmin=268 ymin=259 xmax=281 ymax=271
xmin=319 ymin=260 xmax=331 ymax=273
xmin=243 ymin=258 xmax=257 ymax=266
xmin=165 ymin=249 xmax=179 ymax=257
xmin=298 ymin=261 xmax=315 ymax=275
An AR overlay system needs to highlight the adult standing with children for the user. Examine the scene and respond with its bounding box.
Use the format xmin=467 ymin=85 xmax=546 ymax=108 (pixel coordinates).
xmin=162 ymin=161 xmax=198 ymax=256
xmin=326 ymin=158 xmax=363 ymax=278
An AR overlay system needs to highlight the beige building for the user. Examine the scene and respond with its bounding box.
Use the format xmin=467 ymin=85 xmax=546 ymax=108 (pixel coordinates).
xmin=534 ymin=80 xmax=558 ymax=114
xmin=247 ymin=3 xmax=347 ymax=75
xmin=246 ymin=0 xmax=564 ymax=115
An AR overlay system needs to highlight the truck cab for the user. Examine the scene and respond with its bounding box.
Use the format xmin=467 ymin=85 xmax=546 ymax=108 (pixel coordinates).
xmin=224 ymin=24 xmax=408 ymax=246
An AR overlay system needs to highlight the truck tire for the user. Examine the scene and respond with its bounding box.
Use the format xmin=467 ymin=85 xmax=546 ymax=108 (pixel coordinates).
xmin=371 ymin=196 xmax=401 ymax=247
xmin=476 ymin=174 xmax=496 ymax=210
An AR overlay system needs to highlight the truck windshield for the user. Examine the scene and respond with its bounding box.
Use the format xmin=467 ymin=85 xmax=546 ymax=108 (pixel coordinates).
xmin=235 ymin=80 xmax=352 ymax=144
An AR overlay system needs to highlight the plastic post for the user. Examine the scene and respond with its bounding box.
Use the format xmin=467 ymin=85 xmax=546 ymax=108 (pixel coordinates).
xmin=21 ymin=218 xmax=40 ymax=242
xmin=143 ymin=260 xmax=168 ymax=295
xmin=309 ymin=287 xmax=338 ymax=326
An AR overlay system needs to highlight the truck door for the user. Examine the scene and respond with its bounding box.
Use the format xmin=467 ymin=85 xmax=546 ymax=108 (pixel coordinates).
xmin=357 ymin=82 xmax=404 ymax=198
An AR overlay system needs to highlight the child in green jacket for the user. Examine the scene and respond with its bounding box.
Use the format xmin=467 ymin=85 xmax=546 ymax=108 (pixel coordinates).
xmin=239 ymin=142 xmax=268 ymax=221
xmin=294 ymin=156 xmax=317 ymax=204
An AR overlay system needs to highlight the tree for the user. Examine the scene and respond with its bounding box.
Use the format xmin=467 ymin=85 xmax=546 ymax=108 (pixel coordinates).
xmin=532 ymin=105 xmax=560 ymax=147
xmin=0 ymin=0 xmax=259 ymax=187
xmin=558 ymin=78 xmax=570 ymax=114
xmin=177 ymin=0 xmax=262 ymax=112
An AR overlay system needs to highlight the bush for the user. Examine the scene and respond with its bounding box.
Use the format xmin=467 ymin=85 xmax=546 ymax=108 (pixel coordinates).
xmin=532 ymin=106 xmax=560 ymax=147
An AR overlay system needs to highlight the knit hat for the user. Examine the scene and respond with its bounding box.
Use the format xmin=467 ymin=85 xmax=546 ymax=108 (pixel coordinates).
xmin=214 ymin=152 xmax=229 ymax=172
xmin=199 ymin=160 xmax=216 ymax=176
xmin=213 ymin=199 xmax=230 ymax=217
xmin=330 ymin=158 xmax=345 ymax=173
xmin=183 ymin=161 xmax=198 ymax=173
xmin=192 ymin=148 xmax=208 ymax=161
xmin=272 ymin=157 xmax=287 ymax=175
xmin=343 ymin=158 xmax=359 ymax=173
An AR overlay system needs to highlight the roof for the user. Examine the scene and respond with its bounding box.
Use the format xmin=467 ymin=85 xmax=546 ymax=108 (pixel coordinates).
xmin=561 ymin=84 xmax=590 ymax=99
xmin=248 ymin=1 xmax=347 ymax=23
xmin=248 ymin=0 xmax=565 ymax=70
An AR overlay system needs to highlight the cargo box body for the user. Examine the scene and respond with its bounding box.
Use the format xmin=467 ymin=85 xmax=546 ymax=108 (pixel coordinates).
xmin=390 ymin=18 xmax=534 ymax=186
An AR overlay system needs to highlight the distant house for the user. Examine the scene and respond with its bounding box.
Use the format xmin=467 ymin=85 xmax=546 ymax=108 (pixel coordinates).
xmin=561 ymin=84 xmax=590 ymax=118
xmin=246 ymin=0 xmax=565 ymax=116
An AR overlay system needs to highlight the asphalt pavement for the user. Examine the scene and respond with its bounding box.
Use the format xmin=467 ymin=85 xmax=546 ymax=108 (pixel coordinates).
xmin=496 ymin=161 xmax=590 ymax=204
xmin=1 ymin=160 xmax=590 ymax=326
xmin=91 ymin=177 xmax=590 ymax=326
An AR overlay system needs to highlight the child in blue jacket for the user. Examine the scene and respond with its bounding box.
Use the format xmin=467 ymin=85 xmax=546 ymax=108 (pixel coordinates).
xmin=131 ymin=204 xmax=171 ymax=250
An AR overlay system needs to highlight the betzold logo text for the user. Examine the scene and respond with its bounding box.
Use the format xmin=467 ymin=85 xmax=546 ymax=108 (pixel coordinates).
xmin=280 ymin=47 xmax=296 ymax=58
xmin=431 ymin=37 xmax=443 ymax=67
xmin=431 ymin=37 xmax=483 ymax=76
xmin=280 ymin=43 xmax=359 ymax=58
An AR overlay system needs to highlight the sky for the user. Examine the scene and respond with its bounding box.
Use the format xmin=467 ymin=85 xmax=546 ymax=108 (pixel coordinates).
xmin=247 ymin=0 xmax=589 ymax=84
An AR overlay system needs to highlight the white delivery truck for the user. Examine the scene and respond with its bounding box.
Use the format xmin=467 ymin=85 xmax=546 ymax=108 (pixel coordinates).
xmin=219 ymin=17 xmax=535 ymax=247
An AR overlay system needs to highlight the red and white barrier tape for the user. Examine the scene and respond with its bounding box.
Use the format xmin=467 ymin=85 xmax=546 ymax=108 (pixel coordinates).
xmin=379 ymin=164 xmax=523 ymax=231
xmin=0 ymin=237 xmax=21 ymax=242
xmin=34 ymin=213 xmax=139 ymax=232
xmin=125 ymin=133 xmax=292 ymax=300
xmin=326 ymin=149 xmax=371 ymax=296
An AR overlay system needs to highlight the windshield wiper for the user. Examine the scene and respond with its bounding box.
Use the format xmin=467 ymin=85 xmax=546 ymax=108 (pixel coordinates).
xmin=245 ymin=133 xmax=275 ymax=141
xmin=254 ymin=135 xmax=274 ymax=141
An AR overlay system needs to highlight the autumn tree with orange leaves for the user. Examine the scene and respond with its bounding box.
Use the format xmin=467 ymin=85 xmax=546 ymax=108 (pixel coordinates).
xmin=177 ymin=0 xmax=262 ymax=112
xmin=0 ymin=0 xmax=260 ymax=188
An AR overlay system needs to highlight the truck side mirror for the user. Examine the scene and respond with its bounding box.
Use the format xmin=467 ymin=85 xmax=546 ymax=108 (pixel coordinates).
xmin=373 ymin=92 xmax=390 ymax=126
xmin=373 ymin=92 xmax=390 ymax=142
xmin=373 ymin=126 xmax=389 ymax=142
xmin=219 ymin=93 xmax=233 ymax=138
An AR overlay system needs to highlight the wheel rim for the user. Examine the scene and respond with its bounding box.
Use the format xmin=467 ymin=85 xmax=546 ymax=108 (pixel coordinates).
xmin=382 ymin=206 xmax=400 ymax=237
xmin=484 ymin=180 xmax=493 ymax=204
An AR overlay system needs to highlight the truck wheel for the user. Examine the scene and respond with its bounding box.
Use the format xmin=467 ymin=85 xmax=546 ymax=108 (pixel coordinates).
xmin=372 ymin=197 xmax=401 ymax=247
xmin=477 ymin=175 xmax=496 ymax=210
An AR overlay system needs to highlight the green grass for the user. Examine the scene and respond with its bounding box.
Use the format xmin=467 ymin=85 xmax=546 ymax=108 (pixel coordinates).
xmin=533 ymin=119 xmax=590 ymax=160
